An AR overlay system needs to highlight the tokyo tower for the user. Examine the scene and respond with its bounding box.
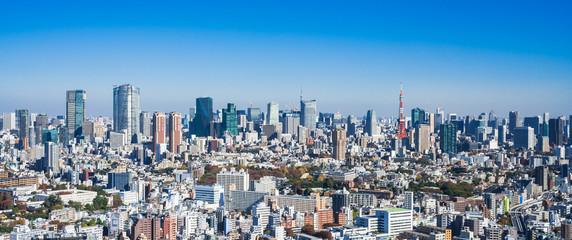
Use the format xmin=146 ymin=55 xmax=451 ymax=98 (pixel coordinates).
xmin=397 ymin=81 xmax=408 ymax=139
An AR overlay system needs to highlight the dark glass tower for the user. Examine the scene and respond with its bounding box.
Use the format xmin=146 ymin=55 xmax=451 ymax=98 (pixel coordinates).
xmin=440 ymin=123 xmax=457 ymax=153
xmin=222 ymin=103 xmax=238 ymax=136
xmin=194 ymin=97 xmax=213 ymax=137
xmin=66 ymin=90 xmax=86 ymax=138
xmin=411 ymin=108 xmax=426 ymax=128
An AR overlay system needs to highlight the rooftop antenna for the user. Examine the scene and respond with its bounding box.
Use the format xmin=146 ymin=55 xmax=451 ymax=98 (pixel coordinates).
xmin=300 ymin=86 xmax=303 ymax=102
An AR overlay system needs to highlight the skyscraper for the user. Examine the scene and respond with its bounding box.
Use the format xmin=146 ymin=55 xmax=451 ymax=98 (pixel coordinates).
xmin=301 ymin=100 xmax=317 ymax=131
xmin=332 ymin=128 xmax=346 ymax=160
xmin=140 ymin=111 xmax=151 ymax=137
xmin=523 ymin=116 xmax=541 ymax=135
xmin=152 ymin=112 xmax=166 ymax=153
xmin=414 ymin=124 xmax=430 ymax=153
xmin=282 ymin=112 xmax=300 ymax=135
xmin=247 ymin=107 xmax=262 ymax=124
xmin=43 ymin=141 xmax=60 ymax=173
xmin=195 ymin=97 xmax=213 ymax=137
xmin=439 ymin=123 xmax=457 ymax=154
xmin=2 ymin=113 xmax=15 ymax=130
xmin=365 ymin=110 xmax=377 ymax=136
xmin=66 ymin=90 xmax=86 ymax=138
xmin=549 ymin=118 xmax=564 ymax=147
xmin=411 ymin=108 xmax=425 ymax=128
xmin=508 ymin=111 xmax=520 ymax=134
xmin=222 ymin=103 xmax=238 ymax=136
xmin=168 ymin=112 xmax=182 ymax=153
xmin=113 ymin=84 xmax=141 ymax=139
xmin=16 ymin=109 xmax=30 ymax=149
xmin=267 ymin=102 xmax=279 ymax=126
xmin=513 ymin=126 xmax=535 ymax=150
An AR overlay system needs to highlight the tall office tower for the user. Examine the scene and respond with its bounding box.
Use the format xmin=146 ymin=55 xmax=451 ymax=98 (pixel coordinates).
xmin=549 ymin=118 xmax=564 ymax=147
xmin=222 ymin=103 xmax=238 ymax=136
xmin=535 ymin=166 xmax=548 ymax=191
xmin=300 ymin=100 xmax=317 ymax=131
xmin=543 ymin=112 xmax=550 ymax=123
xmin=415 ymin=124 xmax=430 ymax=153
xmin=16 ymin=109 xmax=30 ymax=149
xmin=2 ymin=113 xmax=15 ymax=130
xmin=347 ymin=115 xmax=357 ymax=136
xmin=152 ymin=112 xmax=166 ymax=153
xmin=498 ymin=125 xmax=507 ymax=143
xmin=403 ymin=191 xmax=414 ymax=210
xmin=140 ymin=111 xmax=151 ymax=137
xmin=332 ymin=188 xmax=350 ymax=213
xmin=439 ymin=124 xmax=457 ymax=154
xmin=168 ymin=112 xmax=182 ymax=153
xmin=411 ymin=108 xmax=425 ymax=128
xmin=513 ymin=127 xmax=535 ymax=150
xmin=216 ymin=168 xmax=249 ymax=197
xmin=332 ymin=128 xmax=347 ymax=160
xmin=435 ymin=107 xmax=445 ymax=125
xmin=397 ymin=83 xmax=408 ymax=139
xmin=428 ymin=113 xmax=435 ymax=133
xmin=194 ymin=97 xmax=213 ymax=137
xmin=43 ymin=142 xmax=60 ymax=173
xmin=66 ymin=90 xmax=86 ymax=137
xmin=282 ymin=112 xmax=300 ymax=135
xmin=267 ymin=102 xmax=279 ymax=126
xmin=35 ymin=114 xmax=50 ymax=129
xmin=113 ymin=84 xmax=141 ymax=139
xmin=188 ymin=107 xmax=196 ymax=135
xmin=524 ymin=116 xmax=542 ymax=135
xmin=247 ymin=107 xmax=262 ymax=123
xmin=449 ymin=113 xmax=457 ymax=122
xmin=365 ymin=110 xmax=377 ymax=136
xmin=488 ymin=110 xmax=499 ymax=128
xmin=108 ymin=172 xmax=133 ymax=191
xmin=508 ymin=111 xmax=520 ymax=134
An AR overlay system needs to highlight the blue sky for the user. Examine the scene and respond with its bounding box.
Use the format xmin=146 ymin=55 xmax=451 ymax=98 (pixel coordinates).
xmin=1 ymin=1 xmax=571 ymax=118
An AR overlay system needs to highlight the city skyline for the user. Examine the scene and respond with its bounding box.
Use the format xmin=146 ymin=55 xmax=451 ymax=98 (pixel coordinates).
xmin=1 ymin=1 xmax=571 ymax=117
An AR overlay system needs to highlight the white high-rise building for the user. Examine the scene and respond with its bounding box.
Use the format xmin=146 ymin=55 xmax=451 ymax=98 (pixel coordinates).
xmin=2 ymin=112 xmax=16 ymax=130
xmin=267 ymin=102 xmax=279 ymax=127
xmin=113 ymin=84 xmax=141 ymax=140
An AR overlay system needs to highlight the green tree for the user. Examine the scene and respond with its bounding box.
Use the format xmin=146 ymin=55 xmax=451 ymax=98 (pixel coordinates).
xmin=92 ymin=195 xmax=108 ymax=210
xmin=43 ymin=195 xmax=63 ymax=209
xmin=112 ymin=195 xmax=124 ymax=208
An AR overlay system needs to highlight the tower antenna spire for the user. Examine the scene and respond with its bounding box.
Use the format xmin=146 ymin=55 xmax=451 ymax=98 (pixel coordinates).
xmin=397 ymin=81 xmax=408 ymax=139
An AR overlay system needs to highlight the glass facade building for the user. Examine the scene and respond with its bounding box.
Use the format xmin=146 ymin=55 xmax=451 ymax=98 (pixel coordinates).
xmin=222 ymin=103 xmax=238 ymax=136
xmin=194 ymin=97 xmax=213 ymax=137
xmin=113 ymin=84 xmax=141 ymax=139
xmin=439 ymin=123 xmax=457 ymax=153
xmin=66 ymin=90 xmax=86 ymax=138
xmin=300 ymin=100 xmax=317 ymax=131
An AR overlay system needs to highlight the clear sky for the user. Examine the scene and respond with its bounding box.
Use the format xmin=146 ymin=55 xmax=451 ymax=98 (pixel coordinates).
xmin=1 ymin=1 xmax=571 ymax=119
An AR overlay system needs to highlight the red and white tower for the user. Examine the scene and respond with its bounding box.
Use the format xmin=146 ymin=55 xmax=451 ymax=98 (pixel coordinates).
xmin=397 ymin=82 xmax=408 ymax=139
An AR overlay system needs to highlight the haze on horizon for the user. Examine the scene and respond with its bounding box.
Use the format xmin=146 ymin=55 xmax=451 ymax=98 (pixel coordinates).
xmin=1 ymin=1 xmax=571 ymax=118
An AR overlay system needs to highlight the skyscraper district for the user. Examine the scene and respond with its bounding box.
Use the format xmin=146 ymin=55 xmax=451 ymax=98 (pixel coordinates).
xmin=2 ymin=82 xmax=571 ymax=240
